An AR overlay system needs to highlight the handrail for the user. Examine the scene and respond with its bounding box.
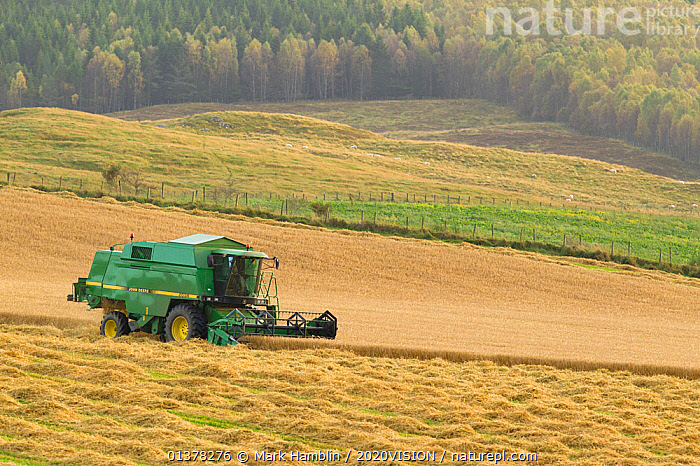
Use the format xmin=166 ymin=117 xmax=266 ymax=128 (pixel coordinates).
xmin=260 ymin=271 xmax=279 ymax=308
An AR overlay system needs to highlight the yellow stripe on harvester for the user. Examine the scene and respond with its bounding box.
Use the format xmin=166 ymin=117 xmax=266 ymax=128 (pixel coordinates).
xmin=102 ymin=284 xmax=123 ymax=290
xmin=86 ymin=281 xmax=102 ymax=286
xmin=100 ymin=283 xmax=198 ymax=299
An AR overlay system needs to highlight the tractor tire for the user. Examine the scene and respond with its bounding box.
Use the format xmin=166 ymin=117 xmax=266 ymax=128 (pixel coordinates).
xmin=164 ymin=303 xmax=207 ymax=342
xmin=100 ymin=311 xmax=130 ymax=339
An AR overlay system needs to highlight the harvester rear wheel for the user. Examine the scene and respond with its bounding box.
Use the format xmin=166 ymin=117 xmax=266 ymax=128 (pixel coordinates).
xmin=164 ymin=303 xmax=207 ymax=342
xmin=100 ymin=311 xmax=130 ymax=339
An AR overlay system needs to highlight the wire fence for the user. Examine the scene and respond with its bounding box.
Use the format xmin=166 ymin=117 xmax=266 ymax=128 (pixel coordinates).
xmin=5 ymin=170 xmax=700 ymax=268
xmin=6 ymin=170 xmax=700 ymax=214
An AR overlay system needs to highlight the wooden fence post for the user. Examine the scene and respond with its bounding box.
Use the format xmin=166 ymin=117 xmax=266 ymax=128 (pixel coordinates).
xmin=406 ymin=216 xmax=409 ymax=229
xmin=59 ymin=176 xmax=62 ymax=190
xmin=611 ymin=241 xmax=614 ymax=257
xmin=564 ymin=234 xmax=567 ymax=247
xmin=669 ymin=246 xmax=672 ymax=265
xmin=520 ymin=228 xmax=523 ymax=242
xmin=628 ymin=241 xmax=631 ymax=259
xmin=361 ymin=211 xmax=364 ymax=223
xmin=421 ymin=217 xmax=424 ymax=230
xmin=203 ymin=186 xmax=206 ymax=201
xmin=391 ymin=192 xmax=395 ymax=202
xmin=473 ymin=224 xmax=477 ymax=237
xmin=161 ymin=182 xmax=165 ymax=198
xmin=374 ymin=212 xmax=377 ymax=224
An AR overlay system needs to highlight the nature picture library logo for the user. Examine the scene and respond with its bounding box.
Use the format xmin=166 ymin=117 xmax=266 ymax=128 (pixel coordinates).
xmin=485 ymin=1 xmax=700 ymax=37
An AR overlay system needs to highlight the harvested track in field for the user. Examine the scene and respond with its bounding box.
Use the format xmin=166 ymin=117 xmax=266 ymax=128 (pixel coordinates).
xmin=3 ymin=187 xmax=700 ymax=375
xmin=1 ymin=324 xmax=700 ymax=465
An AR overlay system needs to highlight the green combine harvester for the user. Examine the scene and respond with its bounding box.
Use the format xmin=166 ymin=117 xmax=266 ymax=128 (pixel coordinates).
xmin=68 ymin=234 xmax=337 ymax=346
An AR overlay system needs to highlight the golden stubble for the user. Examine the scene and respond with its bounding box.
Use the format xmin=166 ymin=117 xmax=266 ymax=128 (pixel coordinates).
xmin=0 ymin=325 xmax=698 ymax=465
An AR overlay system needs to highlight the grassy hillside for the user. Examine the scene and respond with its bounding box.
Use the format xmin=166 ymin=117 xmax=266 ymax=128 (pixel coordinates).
xmin=111 ymin=100 xmax=698 ymax=181
xmin=4 ymin=107 xmax=699 ymax=212
xmin=1 ymin=323 xmax=699 ymax=466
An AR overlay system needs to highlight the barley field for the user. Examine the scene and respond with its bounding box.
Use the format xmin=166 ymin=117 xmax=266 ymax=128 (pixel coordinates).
xmin=3 ymin=187 xmax=700 ymax=464
xmin=3 ymin=187 xmax=700 ymax=373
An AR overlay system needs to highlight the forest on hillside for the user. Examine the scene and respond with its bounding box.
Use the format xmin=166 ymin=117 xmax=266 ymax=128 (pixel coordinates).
xmin=1 ymin=0 xmax=700 ymax=165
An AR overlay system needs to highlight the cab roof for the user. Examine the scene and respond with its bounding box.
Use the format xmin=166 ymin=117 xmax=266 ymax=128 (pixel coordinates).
xmin=168 ymin=234 xmax=267 ymax=258
xmin=170 ymin=234 xmax=245 ymax=247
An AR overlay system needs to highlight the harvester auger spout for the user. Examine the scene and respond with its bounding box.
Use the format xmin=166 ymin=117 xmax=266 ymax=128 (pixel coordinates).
xmin=68 ymin=234 xmax=337 ymax=346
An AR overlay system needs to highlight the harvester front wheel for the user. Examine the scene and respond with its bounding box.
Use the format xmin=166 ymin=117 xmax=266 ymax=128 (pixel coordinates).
xmin=100 ymin=311 xmax=130 ymax=339
xmin=165 ymin=303 xmax=207 ymax=342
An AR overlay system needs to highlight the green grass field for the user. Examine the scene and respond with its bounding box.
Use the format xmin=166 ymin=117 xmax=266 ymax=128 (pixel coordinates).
xmin=101 ymin=192 xmax=700 ymax=266
xmin=321 ymin=201 xmax=700 ymax=265
xmin=111 ymin=99 xmax=698 ymax=181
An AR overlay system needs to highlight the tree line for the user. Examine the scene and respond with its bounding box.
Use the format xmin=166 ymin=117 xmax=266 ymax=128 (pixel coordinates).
xmin=2 ymin=0 xmax=700 ymax=164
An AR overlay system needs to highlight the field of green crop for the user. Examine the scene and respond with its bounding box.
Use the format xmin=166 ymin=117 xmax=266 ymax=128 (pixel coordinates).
xmin=23 ymin=183 xmax=695 ymax=267
xmin=193 ymin=196 xmax=700 ymax=265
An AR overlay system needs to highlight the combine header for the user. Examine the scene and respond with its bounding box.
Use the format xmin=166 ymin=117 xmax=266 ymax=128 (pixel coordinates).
xmin=68 ymin=234 xmax=337 ymax=345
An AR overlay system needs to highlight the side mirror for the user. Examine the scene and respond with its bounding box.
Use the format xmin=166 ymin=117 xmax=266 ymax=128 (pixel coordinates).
xmin=274 ymin=257 xmax=280 ymax=269
xmin=207 ymin=255 xmax=214 ymax=268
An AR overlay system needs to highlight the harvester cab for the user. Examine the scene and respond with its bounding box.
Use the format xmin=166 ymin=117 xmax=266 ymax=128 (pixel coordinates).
xmin=68 ymin=234 xmax=337 ymax=346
